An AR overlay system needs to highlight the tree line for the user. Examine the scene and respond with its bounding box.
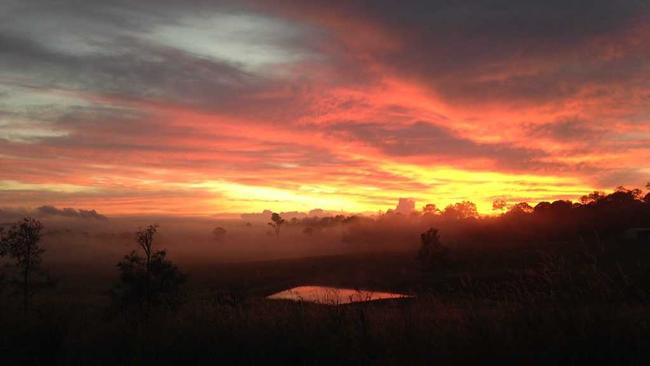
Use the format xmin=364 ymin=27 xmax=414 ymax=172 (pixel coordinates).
xmin=0 ymin=220 xmax=184 ymax=317
xmin=2 ymin=185 xmax=649 ymax=314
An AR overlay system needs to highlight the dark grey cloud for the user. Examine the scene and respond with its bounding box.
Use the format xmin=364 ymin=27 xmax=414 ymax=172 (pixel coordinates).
xmin=593 ymin=167 xmax=649 ymax=189
xmin=36 ymin=205 xmax=108 ymax=220
xmin=323 ymin=0 xmax=645 ymax=40
xmin=0 ymin=205 xmax=107 ymax=222
xmin=266 ymin=0 xmax=650 ymax=105
xmin=331 ymin=121 xmax=544 ymax=169
xmin=530 ymin=119 xmax=605 ymax=142
xmin=3 ymin=0 xmax=649 ymax=110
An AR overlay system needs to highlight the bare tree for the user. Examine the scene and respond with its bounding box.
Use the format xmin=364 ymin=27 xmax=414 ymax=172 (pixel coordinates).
xmin=137 ymin=224 xmax=156 ymax=306
xmin=0 ymin=217 xmax=50 ymax=313
xmin=268 ymin=213 xmax=285 ymax=238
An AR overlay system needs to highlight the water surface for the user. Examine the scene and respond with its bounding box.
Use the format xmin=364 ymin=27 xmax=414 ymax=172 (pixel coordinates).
xmin=267 ymin=286 xmax=411 ymax=305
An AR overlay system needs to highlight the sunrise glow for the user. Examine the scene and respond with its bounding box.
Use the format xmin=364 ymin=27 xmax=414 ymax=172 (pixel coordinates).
xmin=1 ymin=1 xmax=648 ymax=216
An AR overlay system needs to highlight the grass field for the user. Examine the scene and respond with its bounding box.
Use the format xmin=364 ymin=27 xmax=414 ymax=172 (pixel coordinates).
xmin=2 ymin=237 xmax=650 ymax=365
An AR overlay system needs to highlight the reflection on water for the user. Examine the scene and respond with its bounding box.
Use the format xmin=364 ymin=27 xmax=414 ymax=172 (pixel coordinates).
xmin=267 ymin=286 xmax=411 ymax=305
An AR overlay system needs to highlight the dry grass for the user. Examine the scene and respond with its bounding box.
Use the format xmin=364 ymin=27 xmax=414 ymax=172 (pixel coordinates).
xmin=2 ymin=239 xmax=650 ymax=365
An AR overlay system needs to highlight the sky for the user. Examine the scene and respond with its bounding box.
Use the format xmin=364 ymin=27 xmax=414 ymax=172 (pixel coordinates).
xmin=1 ymin=0 xmax=649 ymax=216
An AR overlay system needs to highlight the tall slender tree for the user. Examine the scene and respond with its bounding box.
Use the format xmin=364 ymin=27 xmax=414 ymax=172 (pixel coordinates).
xmin=0 ymin=217 xmax=49 ymax=313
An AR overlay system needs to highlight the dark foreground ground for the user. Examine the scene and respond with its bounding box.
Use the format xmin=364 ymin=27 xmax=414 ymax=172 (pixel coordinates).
xmin=2 ymin=239 xmax=650 ymax=365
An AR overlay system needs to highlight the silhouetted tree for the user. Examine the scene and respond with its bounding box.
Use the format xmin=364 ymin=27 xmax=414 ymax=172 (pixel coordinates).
xmin=443 ymin=201 xmax=478 ymax=220
xmin=0 ymin=217 xmax=51 ymax=313
xmin=268 ymin=213 xmax=285 ymax=237
xmin=213 ymin=226 xmax=227 ymax=241
xmin=422 ymin=203 xmax=440 ymax=215
xmin=112 ymin=225 xmax=186 ymax=314
xmin=492 ymin=199 xmax=507 ymax=211
xmin=417 ymin=228 xmax=448 ymax=271
xmin=508 ymin=202 xmax=533 ymax=214
xmin=580 ymin=191 xmax=606 ymax=204
xmin=617 ymin=186 xmax=643 ymax=200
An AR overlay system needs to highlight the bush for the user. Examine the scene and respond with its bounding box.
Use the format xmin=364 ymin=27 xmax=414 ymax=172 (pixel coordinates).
xmin=417 ymin=228 xmax=448 ymax=271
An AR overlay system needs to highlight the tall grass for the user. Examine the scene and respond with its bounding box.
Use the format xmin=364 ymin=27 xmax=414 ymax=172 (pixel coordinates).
xmin=1 ymin=239 xmax=650 ymax=364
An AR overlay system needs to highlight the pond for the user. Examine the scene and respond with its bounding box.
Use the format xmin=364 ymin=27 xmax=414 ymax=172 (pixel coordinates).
xmin=267 ymin=285 xmax=411 ymax=305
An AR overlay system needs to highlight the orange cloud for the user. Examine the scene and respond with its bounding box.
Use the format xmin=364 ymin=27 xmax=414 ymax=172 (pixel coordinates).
xmin=1 ymin=1 xmax=648 ymax=216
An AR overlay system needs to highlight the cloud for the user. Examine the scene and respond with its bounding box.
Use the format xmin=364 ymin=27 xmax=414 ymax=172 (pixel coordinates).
xmin=0 ymin=0 xmax=648 ymax=215
xmin=331 ymin=121 xmax=544 ymax=170
xmin=265 ymin=0 xmax=650 ymax=106
xmin=0 ymin=205 xmax=107 ymax=221
xmin=36 ymin=205 xmax=108 ymax=220
xmin=529 ymin=119 xmax=606 ymax=142
xmin=0 ymin=32 xmax=259 ymax=107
